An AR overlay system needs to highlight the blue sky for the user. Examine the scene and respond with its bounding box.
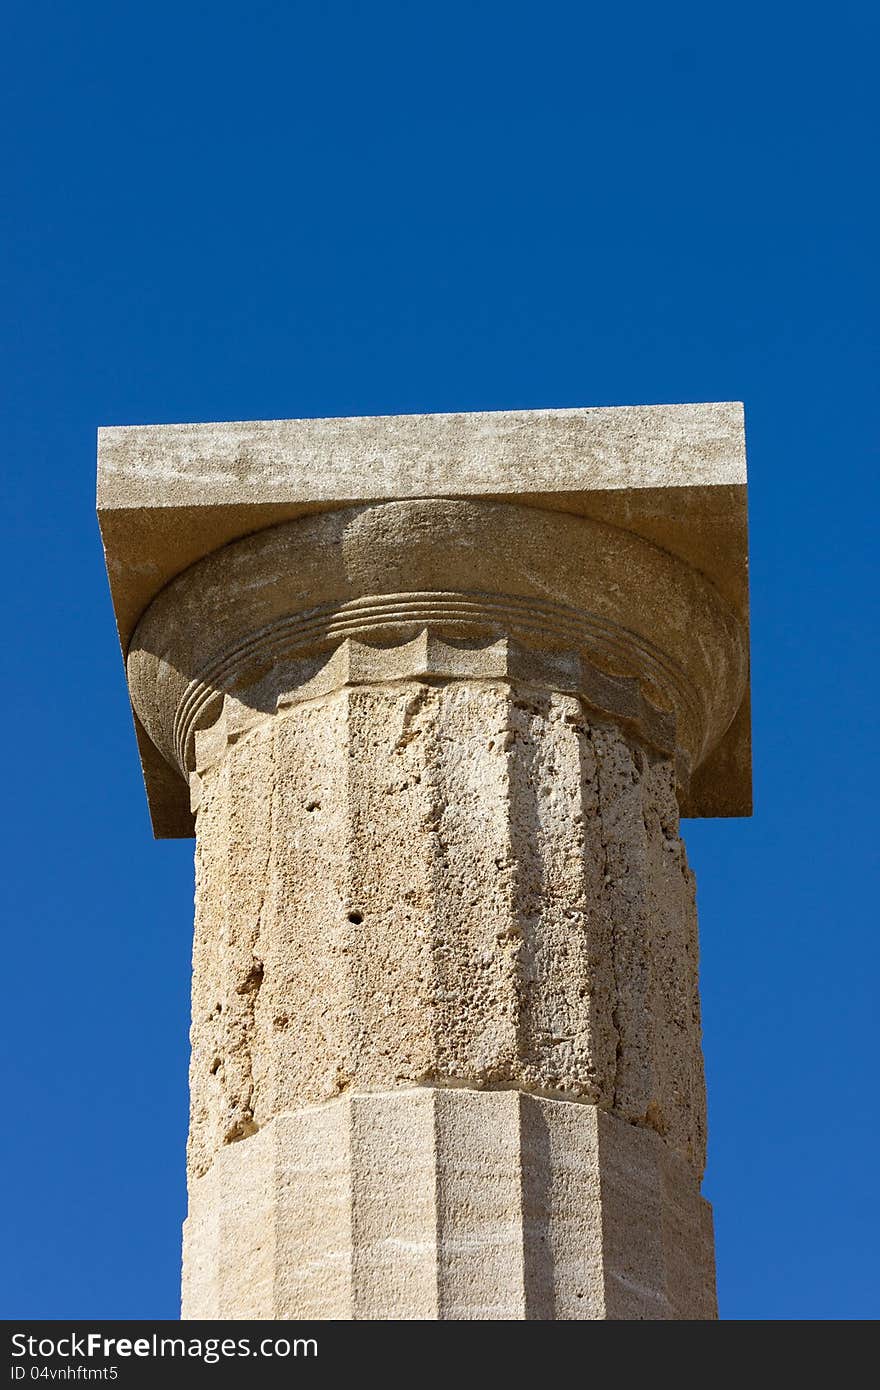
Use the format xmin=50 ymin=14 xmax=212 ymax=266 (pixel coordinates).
xmin=1 ymin=1 xmax=877 ymax=1320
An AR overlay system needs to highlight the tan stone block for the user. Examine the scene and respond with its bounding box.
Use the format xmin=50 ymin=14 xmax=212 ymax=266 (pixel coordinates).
xmin=181 ymin=1090 xmax=716 ymax=1320
xmin=185 ymin=683 xmax=706 ymax=1183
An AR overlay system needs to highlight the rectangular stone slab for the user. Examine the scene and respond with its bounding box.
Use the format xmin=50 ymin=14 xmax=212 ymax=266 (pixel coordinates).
xmin=97 ymin=403 xmax=751 ymax=836
xmin=181 ymin=1089 xmax=717 ymax=1320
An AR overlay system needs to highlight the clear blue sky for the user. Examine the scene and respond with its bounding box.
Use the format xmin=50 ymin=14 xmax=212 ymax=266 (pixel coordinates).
xmin=1 ymin=1 xmax=877 ymax=1321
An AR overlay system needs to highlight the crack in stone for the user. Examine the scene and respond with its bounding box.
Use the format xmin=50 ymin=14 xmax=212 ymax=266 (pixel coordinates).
xmin=585 ymin=722 xmax=624 ymax=1119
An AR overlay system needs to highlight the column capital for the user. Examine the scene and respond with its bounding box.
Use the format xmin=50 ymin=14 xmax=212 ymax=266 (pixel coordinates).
xmin=98 ymin=404 xmax=751 ymax=836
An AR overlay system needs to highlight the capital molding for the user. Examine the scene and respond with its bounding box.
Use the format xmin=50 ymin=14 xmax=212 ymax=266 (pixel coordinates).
xmin=127 ymin=498 xmax=747 ymax=828
xmin=98 ymin=405 xmax=751 ymax=834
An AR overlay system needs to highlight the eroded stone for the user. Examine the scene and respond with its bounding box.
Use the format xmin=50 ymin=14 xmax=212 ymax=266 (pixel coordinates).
xmin=187 ymin=681 xmax=705 ymax=1184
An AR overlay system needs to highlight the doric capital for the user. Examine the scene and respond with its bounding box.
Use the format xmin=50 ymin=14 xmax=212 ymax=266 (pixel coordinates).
xmin=98 ymin=405 xmax=751 ymax=834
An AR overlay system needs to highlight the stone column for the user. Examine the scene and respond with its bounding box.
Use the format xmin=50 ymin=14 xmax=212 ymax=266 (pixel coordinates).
xmin=99 ymin=407 xmax=750 ymax=1321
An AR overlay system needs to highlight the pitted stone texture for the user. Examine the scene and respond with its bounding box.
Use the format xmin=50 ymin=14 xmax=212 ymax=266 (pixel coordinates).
xmin=188 ymin=631 xmax=683 ymax=803
xmin=127 ymin=498 xmax=749 ymax=833
xmin=181 ymin=1090 xmax=717 ymax=1320
xmin=187 ymin=678 xmax=706 ymax=1183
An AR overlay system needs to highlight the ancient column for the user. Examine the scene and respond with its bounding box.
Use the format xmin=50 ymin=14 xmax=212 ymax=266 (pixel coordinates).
xmin=98 ymin=405 xmax=750 ymax=1320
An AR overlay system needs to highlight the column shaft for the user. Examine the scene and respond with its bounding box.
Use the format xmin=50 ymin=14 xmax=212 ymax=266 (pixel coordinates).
xmin=183 ymin=675 xmax=713 ymax=1318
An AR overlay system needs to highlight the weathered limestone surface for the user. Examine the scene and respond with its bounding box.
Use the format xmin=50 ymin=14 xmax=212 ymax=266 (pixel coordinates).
xmin=98 ymin=406 xmax=751 ymax=1321
xmin=187 ymin=681 xmax=706 ymax=1183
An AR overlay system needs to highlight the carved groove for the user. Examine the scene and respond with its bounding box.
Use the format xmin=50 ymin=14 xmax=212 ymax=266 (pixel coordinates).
xmin=188 ymin=631 xmax=692 ymax=807
xmin=172 ymin=594 xmax=701 ymax=779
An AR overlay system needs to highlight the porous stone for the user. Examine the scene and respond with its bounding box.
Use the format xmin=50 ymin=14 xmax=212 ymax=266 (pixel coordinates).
xmin=98 ymin=405 xmax=751 ymax=1321
xmin=186 ymin=679 xmax=706 ymax=1184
